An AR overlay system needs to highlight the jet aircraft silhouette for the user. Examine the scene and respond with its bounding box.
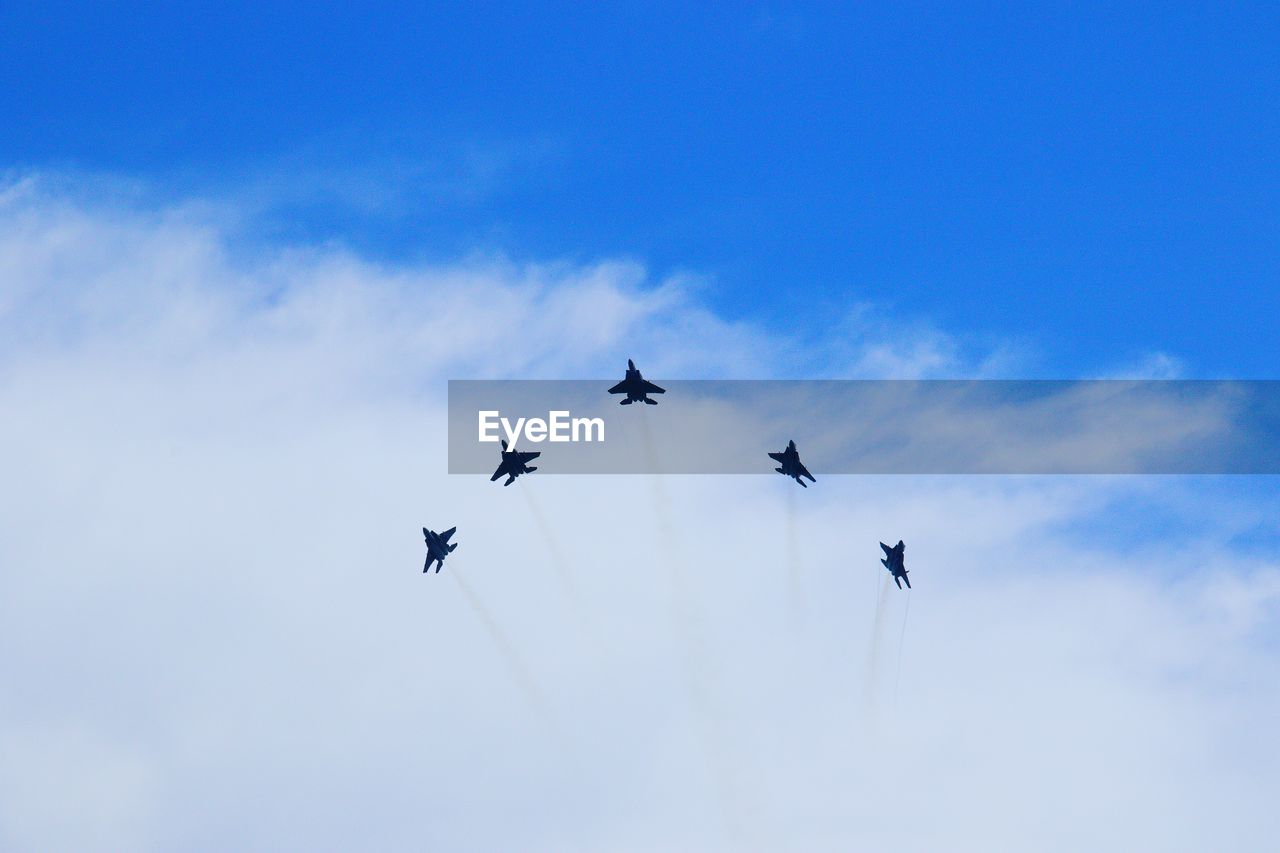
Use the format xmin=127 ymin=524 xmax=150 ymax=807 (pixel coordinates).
xmin=422 ymin=526 xmax=458 ymax=573
xmin=769 ymin=439 xmax=816 ymax=487
xmin=879 ymin=540 xmax=910 ymax=589
xmin=491 ymin=440 xmax=540 ymax=486
xmin=608 ymin=359 xmax=665 ymax=405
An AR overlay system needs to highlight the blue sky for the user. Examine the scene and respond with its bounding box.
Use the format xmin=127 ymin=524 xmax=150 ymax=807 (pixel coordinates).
xmin=4 ymin=2 xmax=1277 ymax=376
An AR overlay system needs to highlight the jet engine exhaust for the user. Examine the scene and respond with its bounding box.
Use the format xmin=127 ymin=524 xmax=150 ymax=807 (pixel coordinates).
xmin=450 ymin=565 xmax=559 ymax=741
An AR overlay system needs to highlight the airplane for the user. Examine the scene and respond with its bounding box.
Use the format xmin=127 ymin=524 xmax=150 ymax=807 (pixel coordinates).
xmin=768 ymin=439 xmax=816 ymax=487
xmin=422 ymin=526 xmax=458 ymax=573
xmin=608 ymin=358 xmax=665 ymax=405
xmin=491 ymin=439 xmax=540 ymax=486
xmin=879 ymin=540 xmax=911 ymax=589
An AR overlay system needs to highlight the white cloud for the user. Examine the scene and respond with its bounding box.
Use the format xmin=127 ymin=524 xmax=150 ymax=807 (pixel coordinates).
xmin=1103 ymin=351 xmax=1188 ymax=380
xmin=0 ymin=177 xmax=1277 ymax=851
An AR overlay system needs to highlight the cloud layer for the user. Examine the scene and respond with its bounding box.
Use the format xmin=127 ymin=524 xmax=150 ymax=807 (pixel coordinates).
xmin=1 ymin=178 xmax=1278 ymax=851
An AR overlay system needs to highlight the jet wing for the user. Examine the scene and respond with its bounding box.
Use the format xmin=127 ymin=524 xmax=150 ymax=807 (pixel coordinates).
xmin=608 ymin=380 xmax=628 ymax=394
xmin=797 ymin=462 xmax=816 ymax=482
xmin=768 ymin=451 xmax=785 ymax=462
xmin=640 ymin=380 xmax=665 ymax=394
xmin=490 ymin=463 xmax=508 ymax=481
xmin=440 ymin=527 xmax=456 ymax=542
xmin=516 ymin=450 xmax=541 ymax=463
xmin=880 ymin=542 xmax=892 ymax=556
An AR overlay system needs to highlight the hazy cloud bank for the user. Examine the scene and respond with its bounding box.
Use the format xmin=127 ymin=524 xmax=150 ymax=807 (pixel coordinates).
xmin=0 ymin=177 xmax=1277 ymax=851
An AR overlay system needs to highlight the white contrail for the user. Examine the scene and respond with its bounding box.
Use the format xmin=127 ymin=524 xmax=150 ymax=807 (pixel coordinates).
xmin=864 ymin=572 xmax=894 ymax=721
xmin=637 ymin=407 xmax=757 ymax=849
xmin=894 ymin=588 xmax=912 ymax=711
xmin=520 ymin=483 xmax=585 ymax=613
xmin=449 ymin=564 xmax=560 ymax=742
xmin=786 ymin=484 xmax=805 ymax=628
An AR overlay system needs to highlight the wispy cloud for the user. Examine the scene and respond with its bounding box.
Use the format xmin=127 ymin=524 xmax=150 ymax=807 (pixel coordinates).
xmin=0 ymin=177 xmax=1277 ymax=851
xmin=1103 ymin=350 xmax=1188 ymax=379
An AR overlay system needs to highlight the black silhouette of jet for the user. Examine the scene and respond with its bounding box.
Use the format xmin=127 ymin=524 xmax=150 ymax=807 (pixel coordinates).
xmin=769 ymin=439 xmax=816 ymax=487
xmin=880 ymin=540 xmax=911 ymax=589
xmin=608 ymin=359 xmax=665 ymax=405
xmin=422 ymin=526 xmax=458 ymax=573
xmin=490 ymin=440 xmax=540 ymax=486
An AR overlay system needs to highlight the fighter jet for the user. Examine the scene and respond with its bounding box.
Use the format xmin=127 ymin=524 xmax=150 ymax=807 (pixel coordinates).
xmin=490 ymin=440 xmax=540 ymax=486
xmin=769 ymin=439 xmax=816 ymax=487
xmin=608 ymin=358 xmax=665 ymax=405
xmin=879 ymin=540 xmax=911 ymax=589
xmin=422 ymin=526 xmax=458 ymax=573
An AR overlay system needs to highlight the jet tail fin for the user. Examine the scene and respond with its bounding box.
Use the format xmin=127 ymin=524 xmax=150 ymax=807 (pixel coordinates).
xmin=620 ymin=398 xmax=633 ymax=405
xmin=644 ymin=397 xmax=657 ymax=404
xmin=448 ymin=543 xmax=458 ymax=552
xmin=895 ymin=576 xmax=903 ymax=589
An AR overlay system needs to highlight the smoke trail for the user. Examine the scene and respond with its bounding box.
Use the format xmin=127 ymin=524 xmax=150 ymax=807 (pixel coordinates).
xmin=520 ymin=484 xmax=584 ymax=612
xmin=636 ymin=406 xmax=661 ymax=477
xmin=637 ymin=407 xmax=756 ymax=848
xmin=786 ymin=485 xmax=805 ymax=628
xmin=450 ymin=565 xmax=560 ymax=740
xmin=894 ymin=589 xmax=912 ymax=710
xmin=864 ymin=573 xmax=894 ymax=720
